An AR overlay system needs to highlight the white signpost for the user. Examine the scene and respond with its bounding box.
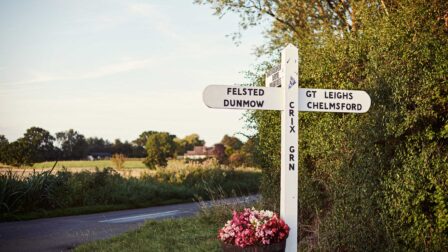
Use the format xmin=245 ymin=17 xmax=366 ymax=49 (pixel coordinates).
xmin=202 ymin=44 xmax=371 ymax=251
xmin=265 ymin=64 xmax=282 ymax=87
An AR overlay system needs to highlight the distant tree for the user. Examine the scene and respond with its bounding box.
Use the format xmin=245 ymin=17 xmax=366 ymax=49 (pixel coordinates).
xmin=174 ymin=133 xmax=205 ymax=155
xmin=0 ymin=135 xmax=9 ymax=163
xmin=221 ymin=134 xmax=243 ymax=157
xmin=133 ymin=131 xmax=158 ymax=147
xmin=144 ymin=132 xmax=176 ymax=169
xmin=130 ymin=145 xmax=146 ymax=158
xmin=23 ymin=127 xmax=58 ymax=163
xmin=4 ymin=127 xmax=57 ymax=166
xmin=212 ymin=143 xmax=226 ymax=164
xmin=240 ymin=137 xmax=257 ymax=167
xmin=56 ymin=129 xmax=88 ymax=160
xmin=3 ymin=141 xmax=31 ymax=166
xmin=111 ymin=139 xmax=130 ymax=155
xmin=86 ymin=137 xmax=113 ymax=154
xmin=228 ymin=151 xmax=246 ymax=167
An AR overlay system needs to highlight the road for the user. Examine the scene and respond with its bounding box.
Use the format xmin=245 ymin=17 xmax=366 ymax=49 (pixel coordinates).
xmin=0 ymin=196 xmax=258 ymax=252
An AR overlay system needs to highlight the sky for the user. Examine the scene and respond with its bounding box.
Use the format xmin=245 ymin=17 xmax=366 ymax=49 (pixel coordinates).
xmin=0 ymin=0 xmax=270 ymax=145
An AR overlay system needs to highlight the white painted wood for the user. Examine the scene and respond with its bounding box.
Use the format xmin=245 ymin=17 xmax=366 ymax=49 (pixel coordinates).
xmin=202 ymin=85 xmax=282 ymax=110
xmin=299 ymin=88 xmax=371 ymax=113
xmin=280 ymin=44 xmax=299 ymax=252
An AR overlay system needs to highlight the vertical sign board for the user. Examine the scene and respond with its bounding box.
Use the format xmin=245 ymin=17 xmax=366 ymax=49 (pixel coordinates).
xmin=280 ymin=44 xmax=299 ymax=252
xmin=265 ymin=64 xmax=282 ymax=87
xmin=202 ymin=44 xmax=371 ymax=252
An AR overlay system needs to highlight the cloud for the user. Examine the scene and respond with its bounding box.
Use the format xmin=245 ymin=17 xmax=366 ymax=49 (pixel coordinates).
xmin=78 ymin=58 xmax=153 ymax=79
xmin=0 ymin=58 xmax=154 ymax=88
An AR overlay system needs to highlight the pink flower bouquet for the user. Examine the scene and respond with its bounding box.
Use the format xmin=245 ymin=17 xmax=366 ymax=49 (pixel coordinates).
xmin=218 ymin=208 xmax=290 ymax=248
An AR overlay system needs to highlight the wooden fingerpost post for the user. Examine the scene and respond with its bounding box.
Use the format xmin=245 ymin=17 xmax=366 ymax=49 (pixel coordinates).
xmin=280 ymin=44 xmax=299 ymax=252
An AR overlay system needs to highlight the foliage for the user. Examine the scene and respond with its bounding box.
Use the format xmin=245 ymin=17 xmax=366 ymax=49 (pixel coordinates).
xmin=0 ymin=135 xmax=9 ymax=164
xmin=111 ymin=153 xmax=126 ymax=170
xmin=2 ymin=127 xmax=58 ymax=166
xmin=174 ymin=133 xmax=205 ymax=156
xmin=144 ymin=132 xmax=176 ymax=169
xmin=1 ymin=161 xmax=260 ymax=219
xmin=132 ymin=130 xmax=158 ymax=147
xmin=199 ymin=0 xmax=448 ymax=250
xmin=221 ymin=134 xmax=243 ymax=156
xmin=56 ymin=129 xmax=88 ymax=160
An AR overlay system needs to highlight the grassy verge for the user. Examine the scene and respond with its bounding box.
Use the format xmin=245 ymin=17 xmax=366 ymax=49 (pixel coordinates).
xmin=75 ymin=198 xmax=258 ymax=252
xmin=76 ymin=216 xmax=221 ymax=252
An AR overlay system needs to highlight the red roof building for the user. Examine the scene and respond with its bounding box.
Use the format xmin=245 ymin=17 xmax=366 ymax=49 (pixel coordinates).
xmin=184 ymin=144 xmax=225 ymax=160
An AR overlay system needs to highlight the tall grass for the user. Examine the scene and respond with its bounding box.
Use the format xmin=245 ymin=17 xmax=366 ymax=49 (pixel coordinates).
xmin=0 ymin=161 xmax=260 ymax=220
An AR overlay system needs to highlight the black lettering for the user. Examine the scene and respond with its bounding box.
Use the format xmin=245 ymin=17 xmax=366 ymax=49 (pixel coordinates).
xmin=256 ymin=101 xmax=264 ymax=107
xmin=307 ymin=102 xmax=312 ymax=109
xmin=289 ymin=154 xmax=294 ymax=161
xmin=289 ymin=102 xmax=295 ymax=109
xmin=224 ymin=100 xmax=229 ymax=106
xmin=289 ymin=109 xmax=294 ymax=116
xmin=289 ymin=125 xmax=295 ymax=133
xmin=289 ymin=163 xmax=295 ymax=171
xmin=289 ymin=146 xmax=295 ymax=152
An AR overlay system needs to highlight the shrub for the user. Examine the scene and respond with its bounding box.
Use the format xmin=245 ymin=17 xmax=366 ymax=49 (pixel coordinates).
xmin=111 ymin=153 xmax=126 ymax=169
xmin=0 ymin=162 xmax=261 ymax=219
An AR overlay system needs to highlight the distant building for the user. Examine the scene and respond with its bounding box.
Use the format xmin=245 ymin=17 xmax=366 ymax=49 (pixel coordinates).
xmin=87 ymin=152 xmax=112 ymax=160
xmin=184 ymin=144 xmax=225 ymax=161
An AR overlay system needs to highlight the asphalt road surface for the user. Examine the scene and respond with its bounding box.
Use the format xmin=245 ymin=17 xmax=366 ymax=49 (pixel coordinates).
xmin=0 ymin=196 xmax=258 ymax=252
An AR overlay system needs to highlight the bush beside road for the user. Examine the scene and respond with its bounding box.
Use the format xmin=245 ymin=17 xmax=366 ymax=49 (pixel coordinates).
xmin=0 ymin=160 xmax=261 ymax=221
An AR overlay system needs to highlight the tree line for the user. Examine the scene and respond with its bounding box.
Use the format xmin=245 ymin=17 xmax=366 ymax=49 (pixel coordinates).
xmin=0 ymin=127 xmax=256 ymax=168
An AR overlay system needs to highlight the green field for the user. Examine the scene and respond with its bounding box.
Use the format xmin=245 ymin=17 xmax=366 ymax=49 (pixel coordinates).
xmin=32 ymin=160 xmax=147 ymax=169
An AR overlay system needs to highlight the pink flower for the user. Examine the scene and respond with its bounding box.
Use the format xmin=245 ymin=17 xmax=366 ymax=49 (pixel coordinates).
xmin=218 ymin=208 xmax=290 ymax=247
